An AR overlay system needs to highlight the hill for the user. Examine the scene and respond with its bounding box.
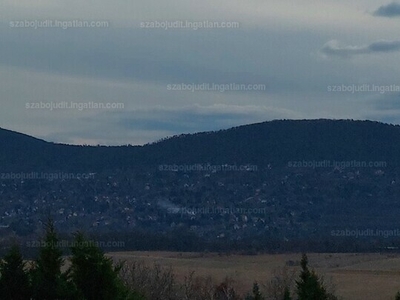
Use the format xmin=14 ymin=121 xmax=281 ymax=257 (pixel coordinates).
xmin=1 ymin=119 xmax=399 ymax=253
xmin=2 ymin=119 xmax=400 ymax=170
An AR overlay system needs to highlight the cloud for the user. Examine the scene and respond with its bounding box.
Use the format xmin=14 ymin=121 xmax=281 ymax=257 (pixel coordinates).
xmin=373 ymin=2 xmax=400 ymax=17
xmin=0 ymin=0 xmax=380 ymax=32
xmin=3 ymin=1 xmax=400 ymax=146
xmin=373 ymin=92 xmax=400 ymax=110
xmin=0 ymin=28 xmax=269 ymax=88
xmin=364 ymin=92 xmax=400 ymax=125
xmin=31 ymin=104 xmax=300 ymax=146
xmin=320 ymin=39 xmax=400 ymax=58
xmin=116 ymin=104 xmax=299 ymax=134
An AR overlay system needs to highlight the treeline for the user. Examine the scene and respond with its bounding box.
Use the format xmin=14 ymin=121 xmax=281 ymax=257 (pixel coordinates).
xmin=0 ymin=219 xmax=341 ymax=300
xmin=0 ymin=219 xmax=142 ymax=300
xmin=119 ymin=254 xmax=341 ymax=300
xmin=2 ymin=222 xmax=399 ymax=299
xmin=14 ymin=229 xmax=399 ymax=260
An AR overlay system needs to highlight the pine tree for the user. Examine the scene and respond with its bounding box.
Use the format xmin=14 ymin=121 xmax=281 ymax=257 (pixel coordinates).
xmin=283 ymin=286 xmax=292 ymax=300
xmin=0 ymin=244 xmax=31 ymax=300
xmin=395 ymin=291 xmax=400 ymax=300
xmin=30 ymin=218 xmax=78 ymax=300
xmin=69 ymin=231 xmax=140 ymax=300
xmin=296 ymin=254 xmax=328 ymax=300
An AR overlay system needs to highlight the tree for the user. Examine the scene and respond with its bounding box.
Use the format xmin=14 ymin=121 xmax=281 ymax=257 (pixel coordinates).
xmin=69 ymin=232 xmax=141 ymax=300
xmin=264 ymin=266 xmax=296 ymax=300
xmin=395 ymin=291 xmax=400 ymax=300
xmin=0 ymin=244 xmax=31 ymax=300
xmin=252 ymin=282 xmax=263 ymax=300
xmin=30 ymin=218 xmax=78 ymax=300
xmin=296 ymin=254 xmax=328 ymax=300
xmin=283 ymin=286 xmax=292 ymax=300
xmin=213 ymin=277 xmax=239 ymax=300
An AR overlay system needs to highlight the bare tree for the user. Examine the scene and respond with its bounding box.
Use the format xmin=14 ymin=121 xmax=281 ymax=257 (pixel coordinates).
xmin=120 ymin=261 xmax=178 ymax=300
xmin=263 ymin=266 xmax=297 ymax=300
xmin=182 ymin=271 xmax=215 ymax=300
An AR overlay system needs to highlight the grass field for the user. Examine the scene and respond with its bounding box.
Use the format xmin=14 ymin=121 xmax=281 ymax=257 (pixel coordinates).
xmin=108 ymin=251 xmax=400 ymax=300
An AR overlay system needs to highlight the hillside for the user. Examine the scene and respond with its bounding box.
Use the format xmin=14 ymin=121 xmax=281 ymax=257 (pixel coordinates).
xmin=1 ymin=119 xmax=400 ymax=253
xmin=2 ymin=119 xmax=400 ymax=170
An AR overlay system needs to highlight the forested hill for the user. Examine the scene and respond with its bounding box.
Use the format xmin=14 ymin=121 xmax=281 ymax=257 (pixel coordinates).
xmin=1 ymin=119 xmax=400 ymax=252
xmin=1 ymin=119 xmax=399 ymax=171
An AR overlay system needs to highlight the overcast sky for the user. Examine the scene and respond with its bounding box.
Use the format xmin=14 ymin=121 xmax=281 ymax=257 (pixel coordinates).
xmin=1 ymin=0 xmax=400 ymax=145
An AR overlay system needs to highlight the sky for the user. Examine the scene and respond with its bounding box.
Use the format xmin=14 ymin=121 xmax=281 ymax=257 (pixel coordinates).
xmin=1 ymin=0 xmax=400 ymax=145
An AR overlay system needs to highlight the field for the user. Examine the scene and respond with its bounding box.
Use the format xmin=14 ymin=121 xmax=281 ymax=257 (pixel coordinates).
xmin=108 ymin=251 xmax=400 ymax=300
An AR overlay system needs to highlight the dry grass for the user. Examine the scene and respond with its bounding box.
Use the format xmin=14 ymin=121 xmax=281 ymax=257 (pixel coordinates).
xmin=107 ymin=251 xmax=400 ymax=300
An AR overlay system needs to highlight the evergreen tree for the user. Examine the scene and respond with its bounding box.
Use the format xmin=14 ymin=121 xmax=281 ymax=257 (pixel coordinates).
xmin=0 ymin=244 xmax=31 ymax=300
xmin=69 ymin=232 xmax=141 ymax=300
xmin=30 ymin=218 xmax=78 ymax=300
xmin=395 ymin=291 xmax=400 ymax=300
xmin=296 ymin=254 xmax=328 ymax=300
xmin=283 ymin=286 xmax=292 ymax=300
